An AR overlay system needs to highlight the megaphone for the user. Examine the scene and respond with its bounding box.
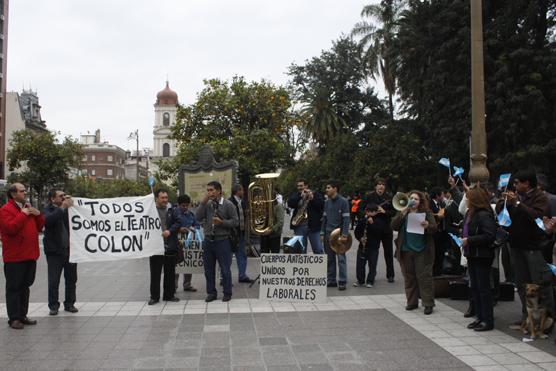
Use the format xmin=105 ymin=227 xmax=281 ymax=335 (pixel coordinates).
xmin=393 ymin=192 xmax=416 ymax=211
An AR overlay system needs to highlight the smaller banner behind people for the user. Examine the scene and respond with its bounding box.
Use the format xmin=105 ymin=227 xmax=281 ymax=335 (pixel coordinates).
xmin=176 ymin=229 xmax=204 ymax=274
xmin=69 ymin=194 xmax=164 ymax=263
xmin=259 ymin=254 xmax=327 ymax=303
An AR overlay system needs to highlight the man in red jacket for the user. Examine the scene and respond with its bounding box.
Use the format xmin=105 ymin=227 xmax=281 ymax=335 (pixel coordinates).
xmin=0 ymin=183 xmax=45 ymax=329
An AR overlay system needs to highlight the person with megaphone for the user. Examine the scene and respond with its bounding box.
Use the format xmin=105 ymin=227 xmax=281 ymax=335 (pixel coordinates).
xmin=391 ymin=191 xmax=438 ymax=315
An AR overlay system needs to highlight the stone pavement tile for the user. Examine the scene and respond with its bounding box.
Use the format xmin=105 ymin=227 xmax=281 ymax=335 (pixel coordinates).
xmin=261 ymin=346 xmax=296 ymax=366
xmin=300 ymin=365 xmax=334 ymax=371
xmin=444 ymin=345 xmax=482 ymax=356
xmin=171 ymin=348 xmax=201 ymax=357
xmin=319 ymin=342 xmax=353 ymax=352
xmin=518 ymin=351 xmax=556 ymax=363
xmin=295 ymin=350 xmax=330 ymax=365
xmin=165 ymin=356 xmax=200 ymax=369
xmin=500 ymin=342 xmax=540 ymax=353
xmin=473 ymin=366 xmax=509 ymax=371
xmin=101 ymin=357 xmax=136 ymax=369
xmin=231 ymin=346 xmax=263 ymax=366
xmin=505 ymin=365 xmax=544 ymax=371
xmin=266 ymin=366 xmax=301 ymax=371
xmin=232 ymin=367 xmax=266 ymax=371
xmin=231 ymin=333 xmax=258 ymax=347
xmin=326 ymin=351 xmax=360 ymax=363
xmin=134 ymin=356 xmax=166 ymax=369
xmin=292 ymin=344 xmax=321 ymax=353
xmin=473 ymin=343 xmax=509 ymax=354
xmin=456 ymin=354 xmax=499 ymax=367
xmin=202 ymin=332 xmax=231 ymax=347
xmin=538 ymin=362 xmax=556 ymax=370
xmin=259 ymin=336 xmax=288 ymax=346
xmin=332 ymin=360 xmax=388 ymax=370
xmin=489 ymin=352 xmax=532 ymax=365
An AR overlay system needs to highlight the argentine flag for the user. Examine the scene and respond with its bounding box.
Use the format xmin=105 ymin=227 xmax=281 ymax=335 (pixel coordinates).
xmin=438 ymin=158 xmax=450 ymax=169
xmin=453 ymin=166 xmax=464 ymax=178
xmin=448 ymin=233 xmax=463 ymax=248
xmin=497 ymin=207 xmax=512 ymax=227
xmin=498 ymin=173 xmax=511 ymax=190
xmin=535 ymin=218 xmax=546 ymax=231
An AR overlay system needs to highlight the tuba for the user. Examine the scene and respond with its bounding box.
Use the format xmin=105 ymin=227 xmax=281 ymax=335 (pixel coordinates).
xmin=248 ymin=173 xmax=280 ymax=235
xmin=329 ymin=228 xmax=353 ymax=254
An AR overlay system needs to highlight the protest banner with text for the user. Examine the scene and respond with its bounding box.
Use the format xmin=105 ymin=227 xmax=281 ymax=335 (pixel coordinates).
xmin=259 ymin=254 xmax=327 ymax=302
xmin=175 ymin=241 xmax=204 ymax=274
xmin=69 ymin=194 xmax=164 ymax=263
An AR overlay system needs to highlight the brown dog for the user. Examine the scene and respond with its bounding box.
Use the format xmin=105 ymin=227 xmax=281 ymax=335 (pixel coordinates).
xmin=521 ymin=283 xmax=553 ymax=339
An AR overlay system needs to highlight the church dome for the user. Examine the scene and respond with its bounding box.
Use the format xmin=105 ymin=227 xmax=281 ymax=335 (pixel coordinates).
xmin=156 ymin=81 xmax=178 ymax=106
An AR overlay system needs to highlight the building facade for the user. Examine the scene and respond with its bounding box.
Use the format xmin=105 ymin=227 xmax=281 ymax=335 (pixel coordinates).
xmin=4 ymin=90 xmax=48 ymax=176
xmin=80 ymin=130 xmax=126 ymax=180
xmin=0 ymin=0 xmax=9 ymax=179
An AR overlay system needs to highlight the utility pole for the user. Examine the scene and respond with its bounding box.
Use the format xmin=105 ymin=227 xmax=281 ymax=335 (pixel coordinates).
xmin=468 ymin=0 xmax=490 ymax=183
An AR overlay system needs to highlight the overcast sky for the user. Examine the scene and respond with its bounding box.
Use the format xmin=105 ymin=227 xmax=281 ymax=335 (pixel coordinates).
xmin=8 ymin=0 xmax=376 ymax=151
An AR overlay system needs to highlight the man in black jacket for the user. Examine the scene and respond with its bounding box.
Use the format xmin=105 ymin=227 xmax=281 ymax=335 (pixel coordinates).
xmin=228 ymin=184 xmax=252 ymax=283
xmin=287 ymin=179 xmax=324 ymax=254
xmin=43 ymin=189 xmax=78 ymax=316
xmin=358 ymin=179 xmax=396 ymax=282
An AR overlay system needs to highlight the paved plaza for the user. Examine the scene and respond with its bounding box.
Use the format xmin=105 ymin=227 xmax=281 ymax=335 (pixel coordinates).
xmin=1 ymin=238 xmax=556 ymax=370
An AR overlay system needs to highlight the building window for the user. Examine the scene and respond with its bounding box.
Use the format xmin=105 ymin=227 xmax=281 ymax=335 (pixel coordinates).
xmin=107 ymin=168 xmax=113 ymax=176
xmin=82 ymin=169 xmax=87 ymax=175
xmin=163 ymin=112 xmax=170 ymax=126
xmin=82 ymin=155 xmax=87 ymax=161
xmin=162 ymin=143 xmax=170 ymax=157
xmin=107 ymin=155 xmax=113 ymax=162
xmin=91 ymin=169 xmax=96 ymax=176
xmin=91 ymin=155 xmax=96 ymax=162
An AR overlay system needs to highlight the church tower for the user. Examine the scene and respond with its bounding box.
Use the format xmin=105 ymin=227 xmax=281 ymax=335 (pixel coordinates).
xmin=153 ymin=81 xmax=178 ymax=158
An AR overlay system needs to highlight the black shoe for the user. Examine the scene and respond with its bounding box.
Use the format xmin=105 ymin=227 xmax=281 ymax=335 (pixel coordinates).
xmin=467 ymin=319 xmax=482 ymax=329
xmin=205 ymin=294 xmax=217 ymax=303
xmin=405 ymin=304 xmax=418 ymax=311
xmin=239 ymin=277 xmax=253 ymax=283
xmin=49 ymin=309 xmax=58 ymax=316
xmin=9 ymin=320 xmax=24 ymax=330
xmin=148 ymin=299 xmax=159 ymax=305
xmin=222 ymin=295 xmax=231 ymax=302
xmin=327 ymin=282 xmax=338 ymax=288
xmin=387 ymin=277 xmax=395 ymax=283
xmin=474 ymin=322 xmax=494 ymax=332
xmin=21 ymin=317 xmax=37 ymax=325
xmin=464 ymin=302 xmax=475 ymax=318
xmin=424 ymin=306 xmax=433 ymax=315
xmin=165 ymin=297 xmax=180 ymax=302
xmin=338 ymin=284 xmax=346 ymax=291
xmin=64 ymin=306 xmax=79 ymax=313
xmin=184 ymin=286 xmax=198 ymax=292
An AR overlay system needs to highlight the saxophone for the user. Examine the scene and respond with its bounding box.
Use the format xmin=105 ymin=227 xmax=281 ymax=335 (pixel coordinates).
xmin=291 ymin=189 xmax=311 ymax=227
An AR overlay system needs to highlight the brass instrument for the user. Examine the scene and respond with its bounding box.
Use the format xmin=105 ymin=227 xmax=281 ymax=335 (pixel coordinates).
xmin=248 ymin=173 xmax=280 ymax=235
xmin=291 ymin=189 xmax=311 ymax=227
xmin=329 ymin=228 xmax=353 ymax=254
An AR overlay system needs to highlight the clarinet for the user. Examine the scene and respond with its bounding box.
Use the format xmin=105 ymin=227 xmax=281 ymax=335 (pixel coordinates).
xmin=359 ymin=217 xmax=369 ymax=259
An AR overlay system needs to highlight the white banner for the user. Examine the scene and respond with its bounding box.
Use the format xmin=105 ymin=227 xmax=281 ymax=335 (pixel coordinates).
xmin=259 ymin=254 xmax=327 ymax=302
xmin=69 ymin=194 xmax=164 ymax=263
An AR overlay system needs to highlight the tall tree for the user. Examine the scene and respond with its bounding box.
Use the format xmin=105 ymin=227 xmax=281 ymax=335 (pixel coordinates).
xmin=7 ymin=130 xmax=83 ymax=203
xmin=163 ymin=77 xmax=299 ymax=185
xmin=352 ymin=0 xmax=404 ymax=122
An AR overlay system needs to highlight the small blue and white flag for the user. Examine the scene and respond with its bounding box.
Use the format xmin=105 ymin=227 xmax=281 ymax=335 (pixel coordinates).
xmin=535 ymin=218 xmax=546 ymax=231
xmin=438 ymin=158 xmax=451 ymax=169
xmin=497 ymin=206 xmax=512 ymax=227
xmin=498 ymin=173 xmax=511 ymax=189
xmin=453 ymin=166 xmax=464 ymax=178
xmin=548 ymin=264 xmax=556 ymax=276
xmin=148 ymin=176 xmax=155 ymax=187
xmin=448 ymin=233 xmax=463 ymax=248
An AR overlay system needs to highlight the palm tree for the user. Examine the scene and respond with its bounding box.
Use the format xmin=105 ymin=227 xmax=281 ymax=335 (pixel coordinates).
xmin=300 ymin=87 xmax=346 ymax=145
xmin=352 ymin=0 xmax=404 ymax=123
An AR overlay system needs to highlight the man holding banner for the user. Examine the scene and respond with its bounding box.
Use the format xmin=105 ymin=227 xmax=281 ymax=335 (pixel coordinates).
xmin=149 ymin=190 xmax=180 ymax=305
xmin=195 ymin=181 xmax=238 ymax=302
xmin=43 ymin=189 xmax=78 ymax=316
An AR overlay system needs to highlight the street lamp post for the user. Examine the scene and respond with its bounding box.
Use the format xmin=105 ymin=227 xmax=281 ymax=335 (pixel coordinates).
xmin=468 ymin=0 xmax=490 ymax=183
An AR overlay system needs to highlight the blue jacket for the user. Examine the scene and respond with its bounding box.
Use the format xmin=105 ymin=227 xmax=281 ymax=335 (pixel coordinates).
xmin=43 ymin=203 xmax=69 ymax=256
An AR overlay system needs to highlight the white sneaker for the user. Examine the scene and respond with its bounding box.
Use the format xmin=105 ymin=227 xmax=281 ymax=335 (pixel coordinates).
xmin=366 ymin=283 xmax=373 ymax=288
xmin=353 ymin=282 xmax=361 ymax=287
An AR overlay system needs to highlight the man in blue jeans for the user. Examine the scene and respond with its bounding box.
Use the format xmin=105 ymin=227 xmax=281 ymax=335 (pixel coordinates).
xmin=228 ymin=184 xmax=253 ymax=283
xmin=287 ymin=179 xmax=324 ymax=254
xmin=195 ymin=181 xmax=238 ymax=302
xmin=321 ymin=180 xmax=351 ymax=290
